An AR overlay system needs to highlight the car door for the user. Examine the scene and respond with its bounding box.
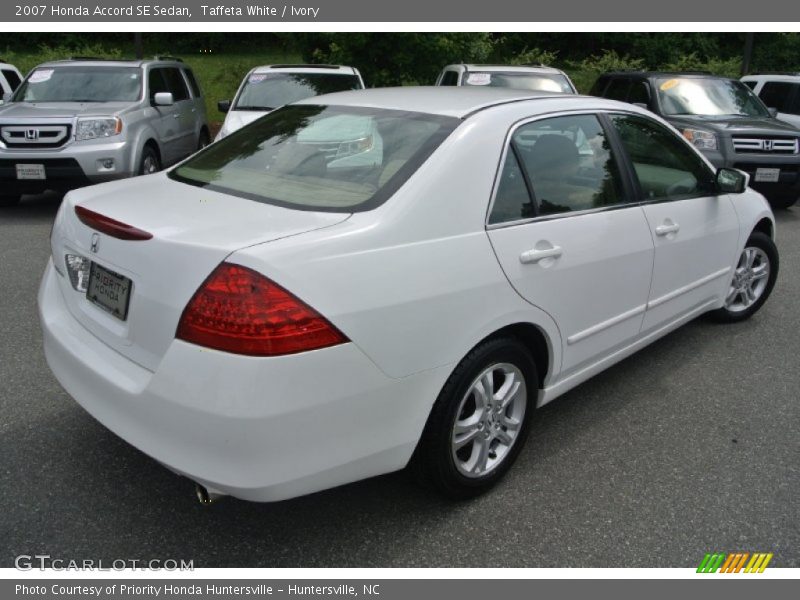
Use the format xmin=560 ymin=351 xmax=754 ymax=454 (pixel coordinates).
xmin=147 ymin=67 xmax=182 ymax=164
xmin=487 ymin=113 xmax=655 ymax=378
xmin=161 ymin=67 xmax=196 ymax=159
xmin=607 ymin=113 xmax=740 ymax=332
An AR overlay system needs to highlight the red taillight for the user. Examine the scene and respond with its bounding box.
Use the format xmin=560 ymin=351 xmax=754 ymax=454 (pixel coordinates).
xmin=176 ymin=263 xmax=348 ymax=356
xmin=75 ymin=205 xmax=153 ymax=241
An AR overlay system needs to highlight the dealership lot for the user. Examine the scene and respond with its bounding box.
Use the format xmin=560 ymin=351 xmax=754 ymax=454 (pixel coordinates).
xmin=1 ymin=193 xmax=798 ymax=567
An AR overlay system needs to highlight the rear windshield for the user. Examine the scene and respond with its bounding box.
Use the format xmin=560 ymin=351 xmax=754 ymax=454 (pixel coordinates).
xmin=233 ymin=72 xmax=363 ymax=111
xmin=463 ymin=71 xmax=574 ymax=93
xmin=170 ymin=104 xmax=459 ymax=212
xmin=13 ymin=66 xmax=142 ymax=103
xmin=655 ymin=77 xmax=769 ymax=117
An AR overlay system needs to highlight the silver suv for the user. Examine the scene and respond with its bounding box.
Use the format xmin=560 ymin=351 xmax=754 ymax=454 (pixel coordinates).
xmin=0 ymin=56 xmax=209 ymax=207
xmin=435 ymin=64 xmax=577 ymax=93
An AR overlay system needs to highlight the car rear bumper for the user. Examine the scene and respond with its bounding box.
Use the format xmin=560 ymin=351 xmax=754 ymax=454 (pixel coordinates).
xmin=38 ymin=259 xmax=447 ymax=502
xmin=0 ymin=141 xmax=134 ymax=195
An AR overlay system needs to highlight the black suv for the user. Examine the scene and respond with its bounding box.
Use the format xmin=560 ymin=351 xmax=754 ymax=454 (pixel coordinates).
xmin=591 ymin=71 xmax=800 ymax=208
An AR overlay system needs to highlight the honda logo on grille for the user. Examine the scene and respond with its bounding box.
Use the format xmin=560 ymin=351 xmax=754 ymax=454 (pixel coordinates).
xmin=25 ymin=129 xmax=39 ymax=141
xmin=763 ymin=140 xmax=774 ymax=151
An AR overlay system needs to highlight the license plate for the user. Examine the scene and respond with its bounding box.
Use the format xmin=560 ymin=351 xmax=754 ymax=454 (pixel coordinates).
xmin=86 ymin=262 xmax=132 ymax=321
xmin=15 ymin=164 xmax=45 ymax=180
xmin=755 ymin=168 xmax=780 ymax=183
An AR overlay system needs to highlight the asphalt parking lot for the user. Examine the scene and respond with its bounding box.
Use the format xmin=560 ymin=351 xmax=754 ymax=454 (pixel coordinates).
xmin=1 ymin=193 xmax=798 ymax=568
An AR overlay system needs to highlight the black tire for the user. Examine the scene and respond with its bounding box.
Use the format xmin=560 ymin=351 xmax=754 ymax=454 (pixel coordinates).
xmin=768 ymin=196 xmax=797 ymax=210
xmin=0 ymin=195 xmax=21 ymax=207
xmin=709 ymin=231 xmax=778 ymax=323
xmin=197 ymin=129 xmax=211 ymax=151
xmin=138 ymin=145 xmax=161 ymax=175
xmin=411 ymin=337 xmax=538 ymax=499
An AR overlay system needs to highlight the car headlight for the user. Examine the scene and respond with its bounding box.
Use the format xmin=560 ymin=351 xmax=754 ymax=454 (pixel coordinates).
xmin=682 ymin=128 xmax=718 ymax=151
xmin=76 ymin=117 xmax=122 ymax=141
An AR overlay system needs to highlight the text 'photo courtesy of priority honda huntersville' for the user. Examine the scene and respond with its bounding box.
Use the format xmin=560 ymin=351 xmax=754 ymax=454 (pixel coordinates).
xmin=38 ymin=87 xmax=779 ymax=503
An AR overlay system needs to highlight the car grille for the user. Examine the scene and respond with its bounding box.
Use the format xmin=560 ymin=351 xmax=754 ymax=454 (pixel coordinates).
xmin=0 ymin=124 xmax=72 ymax=148
xmin=732 ymin=136 xmax=799 ymax=154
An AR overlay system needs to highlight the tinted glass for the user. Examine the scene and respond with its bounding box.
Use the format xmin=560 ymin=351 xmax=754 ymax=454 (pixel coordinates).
xmin=462 ymin=71 xmax=574 ymax=93
xmin=183 ymin=68 xmax=202 ymax=98
xmin=14 ymin=67 xmax=142 ymax=102
xmin=171 ymin=105 xmax=458 ymax=212
xmin=440 ymin=71 xmax=459 ymax=86
xmin=163 ymin=68 xmax=189 ymax=101
xmin=628 ymin=81 xmax=651 ymax=105
xmin=148 ymin=68 xmax=169 ymax=100
xmin=513 ymin=114 xmax=624 ymax=216
xmin=611 ymin=114 xmax=716 ymax=201
xmin=758 ymin=81 xmax=794 ymax=113
xmin=2 ymin=69 xmax=21 ymax=91
xmin=234 ymin=73 xmax=363 ymax=111
xmin=655 ymin=77 xmax=769 ymax=117
xmin=489 ymin=150 xmax=534 ymax=224
xmin=604 ymin=78 xmax=631 ymax=101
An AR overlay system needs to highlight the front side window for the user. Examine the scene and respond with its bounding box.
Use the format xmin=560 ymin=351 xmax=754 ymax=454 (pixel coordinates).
xmin=234 ymin=73 xmax=363 ymax=111
xmin=171 ymin=104 xmax=458 ymax=212
xmin=604 ymin=78 xmax=631 ymax=101
xmin=2 ymin=69 xmax=22 ymax=91
xmin=610 ymin=114 xmax=716 ymax=201
xmin=440 ymin=71 xmax=459 ymax=86
xmin=462 ymin=71 xmax=574 ymax=94
xmin=14 ymin=66 xmax=142 ymax=103
xmin=655 ymin=77 xmax=769 ymax=117
xmin=758 ymin=81 xmax=795 ymax=113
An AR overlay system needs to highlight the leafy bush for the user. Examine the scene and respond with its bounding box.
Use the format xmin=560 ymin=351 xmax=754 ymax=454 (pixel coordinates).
xmin=576 ymin=49 xmax=645 ymax=73
xmin=661 ymin=52 xmax=742 ymax=78
xmin=508 ymin=47 xmax=559 ymax=67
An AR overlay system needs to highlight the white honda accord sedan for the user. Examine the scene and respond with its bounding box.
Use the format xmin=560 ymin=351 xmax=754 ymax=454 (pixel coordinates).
xmin=39 ymin=87 xmax=778 ymax=503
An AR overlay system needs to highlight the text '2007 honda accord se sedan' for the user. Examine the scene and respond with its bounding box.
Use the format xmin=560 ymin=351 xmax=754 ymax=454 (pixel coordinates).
xmin=39 ymin=87 xmax=779 ymax=503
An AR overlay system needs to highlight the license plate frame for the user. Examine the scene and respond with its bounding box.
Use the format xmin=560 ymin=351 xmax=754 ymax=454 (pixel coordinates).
xmin=86 ymin=262 xmax=132 ymax=321
xmin=15 ymin=163 xmax=46 ymax=180
xmin=754 ymin=167 xmax=780 ymax=183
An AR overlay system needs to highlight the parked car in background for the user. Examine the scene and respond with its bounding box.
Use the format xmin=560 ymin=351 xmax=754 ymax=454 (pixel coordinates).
xmin=742 ymin=73 xmax=800 ymax=130
xmin=215 ymin=64 xmax=365 ymax=140
xmin=591 ymin=71 xmax=800 ymax=209
xmin=0 ymin=56 xmax=209 ymax=207
xmin=435 ymin=64 xmax=577 ymax=94
xmin=0 ymin=59 xmax=23 ymax=102
xmin=40 ymin=87 xmax=777 ymax=504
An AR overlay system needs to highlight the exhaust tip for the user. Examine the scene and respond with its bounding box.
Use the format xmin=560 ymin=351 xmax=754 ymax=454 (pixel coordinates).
xmin=195 ymin=483 xmax=226 ymax=505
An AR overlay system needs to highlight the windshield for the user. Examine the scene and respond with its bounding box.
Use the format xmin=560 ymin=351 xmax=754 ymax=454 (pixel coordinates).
xmin=656 ymin=77 xmax=769 ymax=117
xmin=233 ymin=72 xmax=363 ymax=111
xmin=462 ymin=71 xmax=574 ymax=93
xmin=13 ymin=66 xmax=142 ymax=103
xmin=171 ymin=104 xmax=459 ymax=212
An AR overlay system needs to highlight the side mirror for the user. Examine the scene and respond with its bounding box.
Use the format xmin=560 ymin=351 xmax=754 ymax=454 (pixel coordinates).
xmin=218 ymin=100 xmax=231 ymax=113
xmin=717 ymin=167 xmax=749 ymax=194
xmin=153 ymin=92 xmax=174 ymax=107
xmin=767 ymin=107 xmax=779 ymax=118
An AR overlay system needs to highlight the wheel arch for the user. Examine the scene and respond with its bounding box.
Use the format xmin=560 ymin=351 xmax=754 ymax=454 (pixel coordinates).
xmin=752 ymin=217 xmax=774 ymax=239
xmin=470 ymin=322 xmax=552 ymax=391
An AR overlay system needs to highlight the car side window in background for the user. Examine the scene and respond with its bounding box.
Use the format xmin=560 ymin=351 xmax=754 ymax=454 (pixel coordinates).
xmin=628 ymin=81 xmax=651 ymax=105
xmin=611 ymin=114 xmax=716 ymax=201
xmin=183 ymin=69 xmax=202 ymax=98
xmin=743 ymin=80 xmax=757 ymax=89
xmin=758 ymin=81 xmax=793 ymax=112
xmin=790 ymin=84 xmax=800 ymax=116
xmin=512 ymin=114 xmax=625 ymax=216
xmin=2 ymin=69 xmax=21 ymax=91
xmin=148 ymin=68 xmax=169 ymax=101
xmin=163 ymin=68 xmax=190 ymax=101
xmin=604 ymin=78 xmax=631 ymax=101
xmin=489 ymin=150 xmax=534 ymax=224
xmin=440 ymin=71 xmax=459 ymax=86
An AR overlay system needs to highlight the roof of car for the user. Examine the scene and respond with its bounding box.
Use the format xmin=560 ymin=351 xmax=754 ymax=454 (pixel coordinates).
xmin=296 ymin=86 xmax=589 ymax=118
xmin=451 ymin=64 xmax=566 ymax=74
xmin=600 ymin=70 xmax=726 ymax=79
xmin=35 ymin=57 xmax=186 ymax=68
xmin=251 ymin=64 xmax=357 ymax=75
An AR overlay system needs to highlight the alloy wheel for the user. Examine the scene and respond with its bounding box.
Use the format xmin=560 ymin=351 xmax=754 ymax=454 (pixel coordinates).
xmin=725 ymin=246 xmax=770 ymax=313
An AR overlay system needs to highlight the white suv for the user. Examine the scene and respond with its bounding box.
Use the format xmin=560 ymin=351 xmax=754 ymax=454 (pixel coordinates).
xmin=742 ymin=73 xmax=800 ymax=129
xmin=435 ymin=64 xmax=577 ymax=94
xmin=0 ymin=59 xmax=23 ymax=100
xmin=215 ymin=64 xmax=365 ymax=140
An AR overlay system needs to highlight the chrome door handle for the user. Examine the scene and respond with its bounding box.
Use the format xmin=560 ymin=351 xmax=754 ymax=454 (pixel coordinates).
xmin=655 ymin=223 xmax=680 ymax=236
xmin=520 ymin=245 xmax=562 ymax=264
xmin=173 ymin=113 xmax=181 ymax=119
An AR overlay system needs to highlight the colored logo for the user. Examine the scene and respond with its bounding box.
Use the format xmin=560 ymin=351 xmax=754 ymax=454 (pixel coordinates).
xmin=697 ymin=552 xmax=773 ymax=573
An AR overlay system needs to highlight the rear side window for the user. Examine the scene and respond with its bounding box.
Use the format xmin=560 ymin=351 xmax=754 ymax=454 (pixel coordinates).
xmin=183 ymin=68 xmax=202 ymax=98
xmin=163 ymin=67 xmax=190 ymax=101
xmin=440 ymin=71 xmax=459 ymax=86
xmin=2 ymin=69 xmax=21 ymax=91
xmin=758 ymin=81 xmax=796 ymax=113
xmin=610 ymin=114 xmax=715 ymax=201
xmin=490 ymin=114 xmax=625 ymax=221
